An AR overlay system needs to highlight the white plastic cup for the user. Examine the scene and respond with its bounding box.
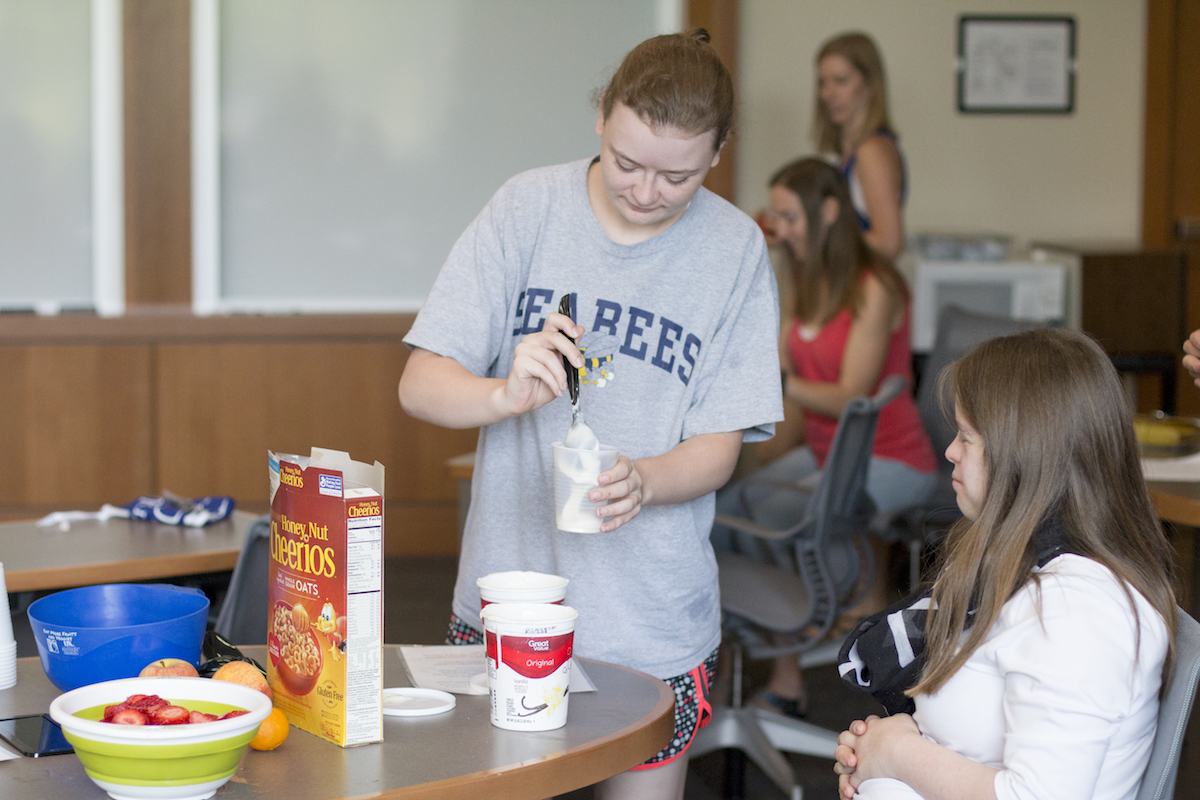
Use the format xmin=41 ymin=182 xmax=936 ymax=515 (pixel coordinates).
xmin=476 ymin=571 xmax=568 ymax=610
xmin=0 ymin=562 xmax=13 ymax=646
xmin=481 ymin=602 xmax=578 ymax=731
xmin=0 ymin=640 xmax=15 ymax=689
xmin=552 ymin=443 xmax=620 ymax=533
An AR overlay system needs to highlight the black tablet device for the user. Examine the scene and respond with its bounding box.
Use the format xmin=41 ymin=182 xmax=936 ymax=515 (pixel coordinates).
xmin=0 ymin=714 xmax=74 ymax=757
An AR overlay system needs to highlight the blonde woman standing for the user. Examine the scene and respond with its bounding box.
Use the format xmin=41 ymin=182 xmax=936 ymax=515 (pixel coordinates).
xmin=814 ymin=32 xmax=906 ymax=260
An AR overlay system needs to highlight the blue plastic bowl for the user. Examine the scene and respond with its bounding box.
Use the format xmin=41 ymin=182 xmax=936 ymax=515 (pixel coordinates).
xmin=27 ymin=584 xmax=209 ymax=692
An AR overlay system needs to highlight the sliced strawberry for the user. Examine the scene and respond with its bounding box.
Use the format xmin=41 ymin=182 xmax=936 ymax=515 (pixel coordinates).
xmin=189 ymin=711 xmax=218 ymax=724
xmin=103 ymin=703 xmax=128 ymax=722
xmin=220 ymin=709 xmax=249 ymax=720
xmin=110 ymin=708 xmax=149 ymax=725
xmin=148 ymin=705 xmax=191 ymax=725
xmin=128 ymin=694 xmax=169 ymax=711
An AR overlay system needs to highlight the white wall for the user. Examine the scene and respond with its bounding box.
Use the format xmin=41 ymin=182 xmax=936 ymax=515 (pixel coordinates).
xmin=735 ymin=0 xmax=1146 ymax=248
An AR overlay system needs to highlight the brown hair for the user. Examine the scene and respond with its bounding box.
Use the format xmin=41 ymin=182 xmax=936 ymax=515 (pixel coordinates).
xmin=912 ymin=328 xmax=1178 ymax=696
xmin=769 ymin=157 xmax=906 ymax=326
xmin=812 ymin=32 xmax=894 ymax=156
xmin=596 ymin=28 xmax=734 ymax=151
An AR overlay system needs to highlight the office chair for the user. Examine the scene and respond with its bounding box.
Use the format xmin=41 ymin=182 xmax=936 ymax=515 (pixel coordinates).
xmin=1136 ymin=608 xmax=1200 ymax=800
xmin=212 ymin=514 xmax=271 ymax=645
xmin=690 ymin=376 xmax=907 ymax=800
xmin=875 ymin=305 xmax=1054 ymax=590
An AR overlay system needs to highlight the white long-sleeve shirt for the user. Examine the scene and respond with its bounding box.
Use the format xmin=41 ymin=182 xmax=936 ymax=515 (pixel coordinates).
xmin=856 ymin=555 xmax=1168 ymax=800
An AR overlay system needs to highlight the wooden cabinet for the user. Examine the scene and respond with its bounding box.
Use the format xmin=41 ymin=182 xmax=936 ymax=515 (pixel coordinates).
xmin=1037 ymin=243 xmax=1187 ymax=415
xmin=0 ymin=314 xmax=477 ymax=555
xmin=1077 ymin=248 xmax=1187 ymax=415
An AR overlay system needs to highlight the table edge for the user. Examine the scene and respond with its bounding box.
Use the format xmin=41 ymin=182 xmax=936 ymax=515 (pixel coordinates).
xmin=373 ymin=658 xmax=675 ymax=800
xmin=3 ymin=510 xmax=258 ymax=592
xmin=1151 ymin=487 xmax=1200 ymax=528
xmin=7 ymin=552 xmax=242 ymax=592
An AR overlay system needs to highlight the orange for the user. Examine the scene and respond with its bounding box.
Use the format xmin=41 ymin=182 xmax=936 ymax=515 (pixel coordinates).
xmin=249 ymin=707 xmax=290 ymax=751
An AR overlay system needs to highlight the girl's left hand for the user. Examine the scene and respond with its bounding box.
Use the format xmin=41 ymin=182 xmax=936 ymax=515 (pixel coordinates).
xmin=834 ymin=717 xmax=872 ymax=798
xmin=844 ymin=713 xmax=921 ymax=790
xmin=590 ymin=455 xmax=643 ymax=532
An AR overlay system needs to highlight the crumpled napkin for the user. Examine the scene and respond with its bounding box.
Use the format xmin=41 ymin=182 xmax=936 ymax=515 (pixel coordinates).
xmin=37 ymin=495 xmax=235 ymax=530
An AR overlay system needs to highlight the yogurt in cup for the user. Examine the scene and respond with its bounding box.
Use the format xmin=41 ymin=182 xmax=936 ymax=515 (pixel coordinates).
xmin=552 ymin=442 xmax=619 ymax=533
xmin=477 ymin=571 xmax=568 ymax=610
xmin=481 ymin=602 xmax=578 ymax=731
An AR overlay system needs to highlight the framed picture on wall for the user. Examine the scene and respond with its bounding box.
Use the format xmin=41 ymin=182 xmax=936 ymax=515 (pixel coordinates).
xmin=957 ymin=15 xmax=1075 ymax=114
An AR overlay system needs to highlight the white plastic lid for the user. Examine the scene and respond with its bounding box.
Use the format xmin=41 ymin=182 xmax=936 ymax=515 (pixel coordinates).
xmin=476 ymin=571 xmax=568 ymax=591
xmin=381 ymin=687 xmax=456 ymax=717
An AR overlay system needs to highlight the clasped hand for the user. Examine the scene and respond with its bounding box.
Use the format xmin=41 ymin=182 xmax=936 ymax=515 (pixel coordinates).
xmin=834 ymin=713 xmax=920 ymax=798
xmin=505 ymin=312 xmax=644 ymax=532
xmin=1185 ymin=329 xmax=1200 ymax=388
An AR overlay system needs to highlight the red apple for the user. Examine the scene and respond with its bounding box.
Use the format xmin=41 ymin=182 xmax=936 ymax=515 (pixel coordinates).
xmin=139 ymin=658 xmax=199 ymax=678
xmin=211 ymin=660 xmax=273 ymax=702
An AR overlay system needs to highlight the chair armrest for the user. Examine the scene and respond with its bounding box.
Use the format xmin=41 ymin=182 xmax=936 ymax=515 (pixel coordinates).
xmin=736 ymin=471 xmax=819 ymax=512
xmin=713 ymin=512 xmax=799 ymax=541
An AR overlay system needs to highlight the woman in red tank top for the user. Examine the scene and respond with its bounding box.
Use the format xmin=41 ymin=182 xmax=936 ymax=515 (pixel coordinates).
xmin=770 ymin=158 xmax=934 ymax=480
xmin=712 ymin=158 xmax=934 ymax=719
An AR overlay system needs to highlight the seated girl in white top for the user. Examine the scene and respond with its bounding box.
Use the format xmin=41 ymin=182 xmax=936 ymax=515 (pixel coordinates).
xmin=833 ymin=328 xmax=1179 ymax=800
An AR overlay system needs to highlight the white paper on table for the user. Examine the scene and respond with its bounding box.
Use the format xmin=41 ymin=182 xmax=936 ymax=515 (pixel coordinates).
xmin=0 ymin=742 xmax=21 ymax=761
xmin=398 ymin=645 xmax=596 ymax=695
xmin=1142 ymin=452 xmax=1200 ymax=481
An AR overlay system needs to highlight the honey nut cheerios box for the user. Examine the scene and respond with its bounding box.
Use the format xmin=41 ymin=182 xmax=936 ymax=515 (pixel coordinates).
xmin=268 ymin=447 xmax=385 ymax=747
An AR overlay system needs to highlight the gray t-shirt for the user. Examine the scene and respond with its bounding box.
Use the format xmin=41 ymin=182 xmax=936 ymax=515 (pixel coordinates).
xmin=404 ymin=158 xmax=783 ymax=678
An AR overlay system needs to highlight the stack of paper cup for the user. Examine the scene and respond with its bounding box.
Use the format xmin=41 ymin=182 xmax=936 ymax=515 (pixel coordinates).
xmin=0 ymin=563 xmax=16 ymax=689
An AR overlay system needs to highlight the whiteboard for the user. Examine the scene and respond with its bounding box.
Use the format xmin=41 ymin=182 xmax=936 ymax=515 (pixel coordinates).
xmin=0 ymin=0 xmax=122 ymax=315
xmin=193 ymin=0 xmax=679 ymax=314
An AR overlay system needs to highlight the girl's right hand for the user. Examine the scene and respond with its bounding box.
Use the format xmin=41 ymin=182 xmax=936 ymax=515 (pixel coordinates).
xmin=499 ymin=312 xmax=585 ymax=418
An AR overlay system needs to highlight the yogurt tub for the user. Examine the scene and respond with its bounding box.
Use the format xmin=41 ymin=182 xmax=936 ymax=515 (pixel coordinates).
xmin=481 ymin=602 xmax=578 ymax=731
xmin=477 ymin=571 xmax=569 ymax=609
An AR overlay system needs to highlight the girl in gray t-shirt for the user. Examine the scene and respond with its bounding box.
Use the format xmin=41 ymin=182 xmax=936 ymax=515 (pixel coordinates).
xmin=399 ymin=30 xmax=782 ymax=800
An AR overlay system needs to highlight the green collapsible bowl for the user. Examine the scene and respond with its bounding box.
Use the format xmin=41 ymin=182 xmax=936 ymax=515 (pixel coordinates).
xmin=48 ymin=676 xmax=273 ymax=800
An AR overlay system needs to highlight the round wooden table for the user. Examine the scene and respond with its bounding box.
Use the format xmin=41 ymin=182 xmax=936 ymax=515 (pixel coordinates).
xmin=1149 ymin=480 xmax=1200 ymax=528
xmin=0 ymin=646 xmax=674 ymax=799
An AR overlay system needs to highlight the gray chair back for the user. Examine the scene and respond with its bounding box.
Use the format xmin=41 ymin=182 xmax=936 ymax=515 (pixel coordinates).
xmin=871 ymin=306 xmax=1057 ymax=589
xmin=212 ymin=514 xmax=271 ymax=645
xmin=718 ymin=376 xmax=907 ymax=648
xmin=807 ymin=375 xmax=907 ymax=602
xmin=1136 ymin=608 xmax=1200 ymax=800
xmin=918 ymin=305 xmax=1054 ymax=463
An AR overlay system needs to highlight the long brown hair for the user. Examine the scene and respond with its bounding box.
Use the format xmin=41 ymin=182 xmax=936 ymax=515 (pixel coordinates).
xmin=912 ymin=329 xmax=1178 ymax=696
xmin=812 ymin=32 xmax=893 ymax=156
xmin=769 ymin=157 xmax=906 ymax=326
xmin=596 ymin=28 xmax=734 ymax=151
